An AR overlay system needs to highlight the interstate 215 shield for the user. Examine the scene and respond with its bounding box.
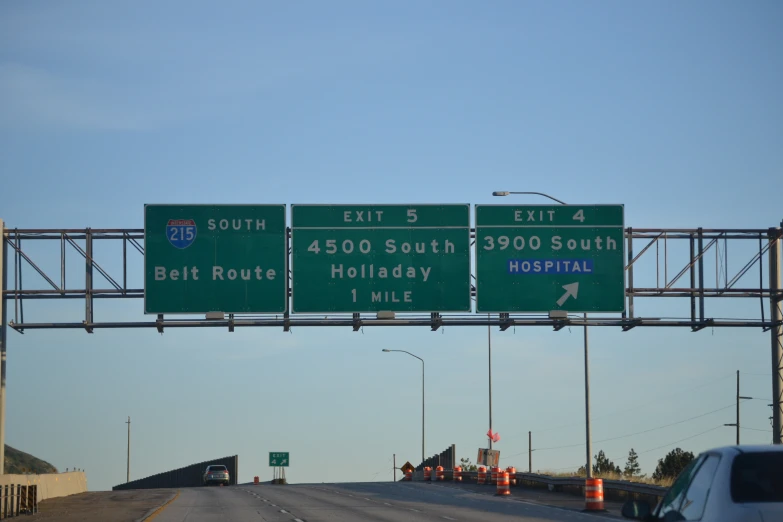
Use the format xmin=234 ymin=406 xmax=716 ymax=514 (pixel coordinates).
xmin=166 ymin=219 xmax=197 ymax=249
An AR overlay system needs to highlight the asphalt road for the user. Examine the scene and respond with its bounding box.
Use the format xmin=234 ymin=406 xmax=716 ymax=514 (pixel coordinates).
xmin=153 ymin=482 xmax=622 ymax=522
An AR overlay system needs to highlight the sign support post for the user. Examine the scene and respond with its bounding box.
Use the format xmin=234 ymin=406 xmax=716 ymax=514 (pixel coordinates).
xmin=269 ymin=452 xmax=290 ymax=484
xmin=584 ymin=312 xmax=592 ymax=478
xmin=770 ymin=223 xmax=782 ymax=445
xmin=0 ymin=218 xmax=6 ymax=475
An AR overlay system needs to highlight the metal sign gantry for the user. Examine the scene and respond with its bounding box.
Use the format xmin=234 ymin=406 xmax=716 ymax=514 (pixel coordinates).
xmin=2 ymin=226 xmax=780 ymax=330
xmin=1 ymin=222 xmax=782 ymax=471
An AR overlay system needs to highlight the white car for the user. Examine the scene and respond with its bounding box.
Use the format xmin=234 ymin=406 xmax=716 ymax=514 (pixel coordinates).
xmin=622 ymin=444 xmax=783 ymax=521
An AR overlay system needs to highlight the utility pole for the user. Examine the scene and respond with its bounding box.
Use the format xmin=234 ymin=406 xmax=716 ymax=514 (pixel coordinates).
xmin=393 ymin=454 xmax=396 ymax=482
xmin=528 ymin=431 xmax=532 ymax=473
xmin=726 ymin=371 xmax=756 ymax=444
xmin=126 ymin=416 xmax=131 ymax=483
xmin=488 ymin=314 xmax=493 ymax=450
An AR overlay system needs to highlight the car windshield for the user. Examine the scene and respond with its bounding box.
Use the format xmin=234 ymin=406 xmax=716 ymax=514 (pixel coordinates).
xmin=210 ymin=466 xmax=227 ymax=472
xmin=731 ymin=452 xmax=783 ymax=503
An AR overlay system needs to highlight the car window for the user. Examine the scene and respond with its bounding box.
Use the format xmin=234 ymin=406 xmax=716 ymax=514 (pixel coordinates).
xmin=656 ymin=456 xmax=705 ymax=517
xmin=679 ymin=454 xmax=721 ymax=520
xmin=731 ymin=452 xmax=783 ymax=503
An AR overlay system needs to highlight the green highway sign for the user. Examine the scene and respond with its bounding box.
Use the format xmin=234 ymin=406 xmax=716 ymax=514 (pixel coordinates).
xmin=475 ymin=204 xmax=625 ymax=313
xmin=291 ymin=204 xmax=471 ymax=313
xmin=269 ymin=452 xmax=290 ymax=467
xmin=144 ymin=204 xmax=287 ymax=314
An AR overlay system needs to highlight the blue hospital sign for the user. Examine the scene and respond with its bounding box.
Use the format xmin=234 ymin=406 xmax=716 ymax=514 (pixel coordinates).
xmin=166 ymin=219 xmax=197 ymax=249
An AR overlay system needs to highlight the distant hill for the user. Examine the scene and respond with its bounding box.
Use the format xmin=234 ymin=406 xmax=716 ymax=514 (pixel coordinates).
xmin=4 ymin=445 xmax=58 ymax=474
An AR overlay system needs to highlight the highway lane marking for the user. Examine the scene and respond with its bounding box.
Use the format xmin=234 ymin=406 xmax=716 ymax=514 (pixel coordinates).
xmin=383 ymin=503 xmax=392 ymax=506
xmin=442 ymin=517 xmax=457 ymax=521
xmin=142 ymin=489 xmax=181 ymax=521
xmin=280 ymin=509 xmax=289 ymax=514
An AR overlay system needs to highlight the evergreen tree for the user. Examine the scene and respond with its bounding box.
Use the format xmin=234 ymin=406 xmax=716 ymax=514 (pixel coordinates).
xmin=593 ymin=450 xmax=622 ymax=475
xmin=624 ymin=448 xmax=642 ymax=478
xmin=652 ymin=448 xmax=695 ymax=481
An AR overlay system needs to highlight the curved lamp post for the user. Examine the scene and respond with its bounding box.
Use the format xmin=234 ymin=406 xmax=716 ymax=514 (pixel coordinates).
xmin=382 ymin=349 xmax=425 ymax=465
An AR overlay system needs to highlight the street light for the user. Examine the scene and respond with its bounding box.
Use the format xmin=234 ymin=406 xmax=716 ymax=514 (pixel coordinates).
xmin=382 ymin=349 xmax=425 ymax=465
xmin=492 ymin=191 xmax=568 ymax=205
xmin=490 ymin=190 xmax=594 ymax=479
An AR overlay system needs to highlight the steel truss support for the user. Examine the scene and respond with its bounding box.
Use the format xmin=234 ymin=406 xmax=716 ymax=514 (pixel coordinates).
xmin=2 ymin=227 xmax=781 ymax=331
xmin=2 ymin=223 xmax=783 ymax=454
xmin=5 ymin=317 xmax=775 ymax=330
xmin=769 ymin=224 xmax=783 ymax=444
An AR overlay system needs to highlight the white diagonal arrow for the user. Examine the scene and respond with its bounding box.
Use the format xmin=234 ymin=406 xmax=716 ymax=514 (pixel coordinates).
xmin=556 ymin=282 xmax=579 ymax=307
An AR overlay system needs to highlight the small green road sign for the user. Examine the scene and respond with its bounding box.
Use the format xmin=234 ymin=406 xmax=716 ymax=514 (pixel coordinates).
xmin=475 ymin=204 xmax=625 ymax=313
xmin=291 ymin=204 xmax=471 ymax=313
xmin=269 ymin=452 xmax=290 ymax=467
xmin=144 ymin=204 xmax=287 ymax=314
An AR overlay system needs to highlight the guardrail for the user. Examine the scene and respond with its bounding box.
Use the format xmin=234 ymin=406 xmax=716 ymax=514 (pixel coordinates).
xmin=0 ymin=484 xmax=37 ymax=518
xmin=445 ymin=471 xmax=667 ymax=505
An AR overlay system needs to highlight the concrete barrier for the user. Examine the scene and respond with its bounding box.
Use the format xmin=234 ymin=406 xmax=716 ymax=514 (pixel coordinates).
xmin=0 ymin=471 xmax=87 ymax=503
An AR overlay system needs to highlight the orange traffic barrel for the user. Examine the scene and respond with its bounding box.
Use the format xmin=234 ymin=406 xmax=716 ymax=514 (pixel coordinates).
xmin=506 ymin=467 xmax=517 ymax=486
xmin=585 ymin=478 xmax=605 ymax=510
xmin=253 ymin=476 xmax=259 ymax=485
xmin=496 ymin=471 xmax=511 ymax=496
xmin=453 ymin=466 xmax=462 ymax=482
xmin=491 ymin=466 xmax=500 ymax=485
xmin=477 ymin=466 xmax=486 ymax=484
xmin=424 ymin=466 xmax=432 ymax=481
xmin=405 ymin=470 xmax=412 ymax=481
xmin=436 ymin=466 xmax=444 ymax=481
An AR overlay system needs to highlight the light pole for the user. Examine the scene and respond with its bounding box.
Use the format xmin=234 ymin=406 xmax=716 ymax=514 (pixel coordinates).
xmin=492 ymin=191 xmax=568 ymax=205
xmin=126 ymin=416 xmax=131 ymax=483
xmin=488 ymin=314 xmax=493 ymax=450
xmin=492 ymin=190 xmax=594 ymax=478
xmin=382 ymin=349 xmax=425 ymax=464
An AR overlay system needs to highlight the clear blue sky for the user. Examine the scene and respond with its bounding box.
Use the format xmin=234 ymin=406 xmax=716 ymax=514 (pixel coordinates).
xmin=1 ymin=1 xmax=781 ymax=491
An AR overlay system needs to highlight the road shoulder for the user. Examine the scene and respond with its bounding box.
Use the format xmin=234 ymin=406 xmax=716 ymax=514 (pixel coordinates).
xmin=423 ymin=481 xmax=625 ymax=518
xmin=34 ymin=489 xmax=178 ymax=522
